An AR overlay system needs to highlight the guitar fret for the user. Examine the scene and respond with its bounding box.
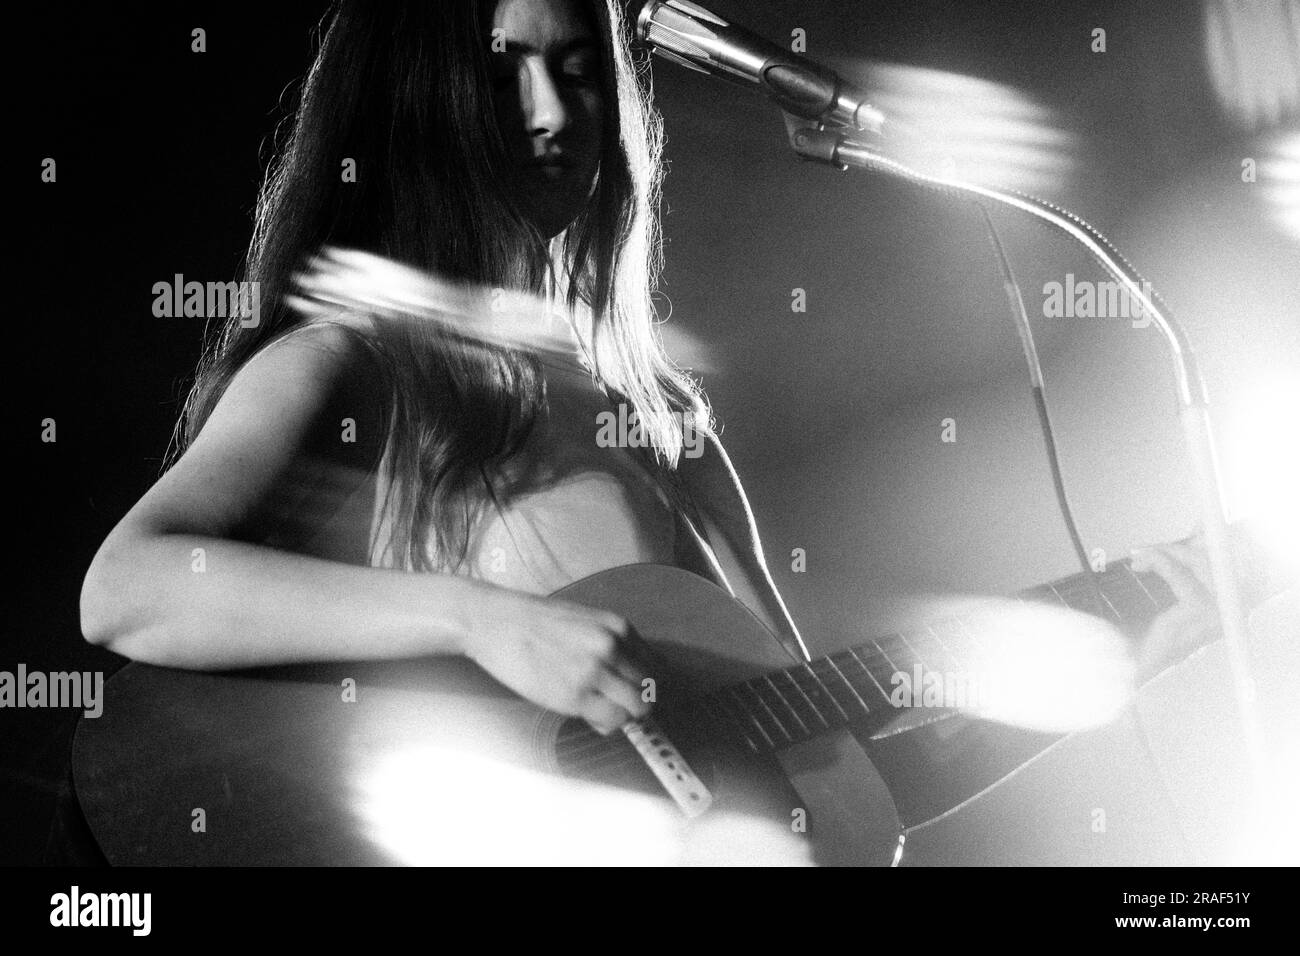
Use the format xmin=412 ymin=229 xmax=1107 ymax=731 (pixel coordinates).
xmin=703 ymin=695 xmax=762 ymax=753
xmin=845 ymin=646 xmax=892 ymax=705
xmin=1059 ymin=581 xmax=1101 ymax=617
xmin=780 ymin=668 xmax=831 ymax=729
xmin=1059 ymin=577 xmax=1121 ymax=624
xmin=739 ymin=680 xmax=793 ymax=744
xmin=806 ymin=659 xmax=853 ymax=718
xmin=799 ymin=662 xmax=849 ymax=722
xmin=727 ymin=686 xmax=776 ymax=749
xmin=1123 ymin=563 xmax=1162 ymax=609
xmin=1094 ymin=583 xmax=1123 ymax=621
xmin=762 ymin=674 xmax=810 ymax=737
xmin=856 ymin=638 xmax=906 ymax=696
xmin=914 ymin=623 xmax=947 ymax=656
xmin=1102 ymin=564 xmax=1144 ymax=608
xmin=918 ymin=626 xmax=962 ymax=672
xmin=867 ymin=638 xmax=906 ymax=682
xmin=822 ymin=656 xmax=873 ymax=718
xmin=1005 ymin=559 xmax=1186 ymax=637
xmin=834 ymin=649 xmax=883 ymax=707
xmin=879 ymin=632 xmax=923 ymax=673
xmin=878 ymin=632 xmax=941 ymax=691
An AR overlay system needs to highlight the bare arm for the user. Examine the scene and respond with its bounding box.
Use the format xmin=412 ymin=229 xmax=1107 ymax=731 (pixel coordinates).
xmin=81 ymin=323 xmax=470 ymax=667
xmin=80 ymin=322 xmax=648 ymax=732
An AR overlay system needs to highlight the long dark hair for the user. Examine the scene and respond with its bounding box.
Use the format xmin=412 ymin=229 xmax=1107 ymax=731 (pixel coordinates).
xmin=173 ymin=0 xmax=713 ymax=571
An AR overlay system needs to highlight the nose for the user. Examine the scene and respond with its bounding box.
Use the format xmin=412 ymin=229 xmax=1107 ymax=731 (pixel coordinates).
xmin=519 ymin=59 xmax=568 ymax=138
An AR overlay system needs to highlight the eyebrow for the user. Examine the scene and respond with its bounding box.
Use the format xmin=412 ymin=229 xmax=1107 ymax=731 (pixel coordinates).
xmin=497 ymin=37 xmax=598 ymax=57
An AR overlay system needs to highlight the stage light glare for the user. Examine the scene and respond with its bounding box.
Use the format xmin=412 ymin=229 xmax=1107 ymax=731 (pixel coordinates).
xmin=873 ymin=595 xmax=1135 ymax=734
xmin=1222 ymin=378 xmax=1300 ymax=578
xmin=1256 ymin=128 xmax=1300 ymax=241
xmin=352 ymin=745 xmax=678 ymax=865
xmin=350 ymin=744 xmax=811 ymax=865
xmin=842 ymin=61 xmax=1079 ymax=196
xmin=1228 ymin=776 xmax=1300 ymax=865
xmin=1203 ymin=0 xmax=1300 ymax=131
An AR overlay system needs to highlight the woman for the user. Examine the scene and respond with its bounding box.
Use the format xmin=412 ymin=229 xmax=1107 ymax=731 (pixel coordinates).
xmin=80 ymin=0 xmax=808 ymax=741
xmin=80 ymin=0 xmax=1218 ymax=743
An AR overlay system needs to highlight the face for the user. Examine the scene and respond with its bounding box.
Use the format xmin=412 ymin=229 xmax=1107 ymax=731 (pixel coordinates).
xmin=490 ymin=0 xmax=607 ymax=239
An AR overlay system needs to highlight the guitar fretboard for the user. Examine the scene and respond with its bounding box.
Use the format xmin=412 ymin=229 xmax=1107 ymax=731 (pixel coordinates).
xmin=703 ymin=558 xmax=1176 ymax=754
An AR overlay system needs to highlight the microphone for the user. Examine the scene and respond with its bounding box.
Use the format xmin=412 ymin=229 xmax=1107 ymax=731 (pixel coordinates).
xmin=635 ymin=0 xmax=885 ymax=133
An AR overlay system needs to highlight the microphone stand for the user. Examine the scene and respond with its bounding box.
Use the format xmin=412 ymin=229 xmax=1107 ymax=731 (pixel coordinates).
xmin=783 ymin=122 xmax=1273 ymax=813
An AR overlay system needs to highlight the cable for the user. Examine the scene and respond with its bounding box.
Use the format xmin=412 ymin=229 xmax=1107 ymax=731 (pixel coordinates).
xmin=974 ymin=201 xmax=1100 ymax=585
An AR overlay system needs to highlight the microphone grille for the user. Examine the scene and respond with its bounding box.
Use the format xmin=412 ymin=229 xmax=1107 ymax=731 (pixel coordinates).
xmin=643 ymin=20 xmax=713 ymax=64
xmin=638 ymin=1 xmax=726 ymax=63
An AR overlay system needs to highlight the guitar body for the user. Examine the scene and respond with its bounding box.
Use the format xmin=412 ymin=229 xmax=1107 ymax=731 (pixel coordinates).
xmin=74 ymin=560 xmax=1294 ymax=866
xmin=73 ymin=564 xmax=905 ymax=866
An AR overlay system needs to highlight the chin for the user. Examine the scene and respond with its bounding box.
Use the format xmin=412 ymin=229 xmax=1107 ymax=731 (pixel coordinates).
xmin=520 ymin=179 xmax=596 ymax=240
xmin=530 ymin=205 xmax=586 ymax=241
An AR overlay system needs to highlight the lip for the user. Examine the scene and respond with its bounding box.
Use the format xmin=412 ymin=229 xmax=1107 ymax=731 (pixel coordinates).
xmin=525 ymin=153 xmax=576 ymax=170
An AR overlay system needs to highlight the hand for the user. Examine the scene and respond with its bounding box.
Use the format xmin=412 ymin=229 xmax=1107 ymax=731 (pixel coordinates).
xmin=465 ymin=592 xmax=653 ymax=735
xmin=1130 ymin=535 xmax=1222 ymax=682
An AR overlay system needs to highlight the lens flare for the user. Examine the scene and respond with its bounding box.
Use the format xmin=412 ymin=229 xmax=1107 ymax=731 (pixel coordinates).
xmin=349 ymin=745 xmax=812 ymax=865
xmin=835 ymin=60 xmax=1080 ymax=196
xmin=1203 ymin=0 xmax=1300 ymax=131
xmin=1221 ymin=378 xmax=1300 ymax=578
xmin=1255 ymin=128 xmax=1300 ymax=241
xmin=865 ymin=595 xmax=1136 ymax=734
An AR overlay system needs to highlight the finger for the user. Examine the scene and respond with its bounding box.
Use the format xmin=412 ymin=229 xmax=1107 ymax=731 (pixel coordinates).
xmin=579 ymin=692 xmax=629 ymax=737
xmin=596 ymin=667 xmax=651 ymax=721
xmin=1159 ymin=540 xmax=1214 ymax=594
xmin=579 ymin=611 xmax=649 ymax=679
xmin=1131 ymin=545 xmax=1212 ymax=607
xmin=604 ymin=639 xmax=649 ymax=688
xmin=611 ymin=619 xmax=655 ymax=667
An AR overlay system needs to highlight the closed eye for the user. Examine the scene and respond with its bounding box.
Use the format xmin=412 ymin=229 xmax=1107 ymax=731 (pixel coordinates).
xmin=559 ymin=51 xmax=600 ymax=85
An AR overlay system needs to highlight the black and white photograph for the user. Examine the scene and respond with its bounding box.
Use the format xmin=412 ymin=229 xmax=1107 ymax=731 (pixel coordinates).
xmin=6 ymin=0 xmax=1299 ymax=931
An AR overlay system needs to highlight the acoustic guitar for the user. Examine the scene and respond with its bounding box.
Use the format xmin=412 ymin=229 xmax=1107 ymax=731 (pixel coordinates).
xmin=73 ymin=545 xmax=1294 ymax=866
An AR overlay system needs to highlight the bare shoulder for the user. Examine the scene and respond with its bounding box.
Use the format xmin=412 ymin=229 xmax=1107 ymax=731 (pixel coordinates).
xmin=205 ymin=320 xmax=387 ymax=463
xmin=238 ymin=320 xmax=385 ymax=405
xmin=120 ymin=319 xmax=388 ymax=544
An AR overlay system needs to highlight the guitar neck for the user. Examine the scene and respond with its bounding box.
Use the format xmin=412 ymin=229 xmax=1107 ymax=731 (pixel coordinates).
xmin=704 ymin=555 xmax=1180 ymax=754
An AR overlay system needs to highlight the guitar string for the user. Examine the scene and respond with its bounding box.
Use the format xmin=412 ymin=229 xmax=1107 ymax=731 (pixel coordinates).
xmin=715 ymin=561 xmax=1168 ymax=739
xmin=561 ymin=560 xmax=1175 ymax=775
